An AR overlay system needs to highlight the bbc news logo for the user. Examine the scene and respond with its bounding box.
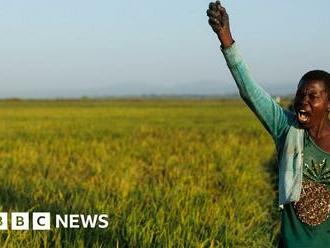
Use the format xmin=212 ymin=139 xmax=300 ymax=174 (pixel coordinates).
xmin=0 ymin=212 xmax=109 ymax=230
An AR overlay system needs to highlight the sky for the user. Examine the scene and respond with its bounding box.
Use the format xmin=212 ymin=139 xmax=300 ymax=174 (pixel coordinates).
xmin=0 ymin=0 xmax=329 ymax=98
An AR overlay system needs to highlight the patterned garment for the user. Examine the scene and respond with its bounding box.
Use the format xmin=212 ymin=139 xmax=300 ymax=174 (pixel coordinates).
xmin=281 ymin=131 xmax=330 ymax=247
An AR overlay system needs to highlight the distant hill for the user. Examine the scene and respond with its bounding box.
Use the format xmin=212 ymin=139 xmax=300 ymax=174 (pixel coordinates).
xmin=0 ymin=81 xmax=296 ymax=99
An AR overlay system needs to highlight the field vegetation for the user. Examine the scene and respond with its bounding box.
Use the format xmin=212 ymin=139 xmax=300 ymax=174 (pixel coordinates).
xmin=0 ymin=98 xmax=291 ymax=247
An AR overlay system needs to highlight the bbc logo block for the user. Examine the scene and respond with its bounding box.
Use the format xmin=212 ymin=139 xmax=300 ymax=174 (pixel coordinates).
xmin=11 ymin=212 xmax=29 ymax=230
xmin=32 ymin=212 xmax=50 ymax=230
xmin=0 ymin=212 xmax=51 ymax=230
xmin=0 ymin=213 xmax=8 ymax=230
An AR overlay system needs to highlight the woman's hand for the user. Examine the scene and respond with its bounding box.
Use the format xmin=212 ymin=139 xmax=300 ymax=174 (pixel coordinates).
xmin=207 ymin=1 xmax=234 ymax=48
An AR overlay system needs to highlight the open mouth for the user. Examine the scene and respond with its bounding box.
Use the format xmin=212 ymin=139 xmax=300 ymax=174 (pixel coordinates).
xmin=297 ymin=109 xmax=310 ymax=123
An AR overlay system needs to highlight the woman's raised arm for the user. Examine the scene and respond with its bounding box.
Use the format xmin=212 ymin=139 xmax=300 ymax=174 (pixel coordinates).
xmin=207 ymin=1 xmax=295 ymax=144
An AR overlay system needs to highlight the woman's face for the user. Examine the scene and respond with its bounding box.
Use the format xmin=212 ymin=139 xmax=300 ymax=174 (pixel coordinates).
xmin=294 ymin=80 xmax=330 ymax=129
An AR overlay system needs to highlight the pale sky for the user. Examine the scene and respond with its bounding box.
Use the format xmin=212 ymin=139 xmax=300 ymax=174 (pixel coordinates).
xmin=0 ymin=0 xmax=329 ymax=98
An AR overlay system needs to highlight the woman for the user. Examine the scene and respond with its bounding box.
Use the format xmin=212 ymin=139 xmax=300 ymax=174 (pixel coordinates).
xmin=207 ymin=1 xmax=330 ymax=247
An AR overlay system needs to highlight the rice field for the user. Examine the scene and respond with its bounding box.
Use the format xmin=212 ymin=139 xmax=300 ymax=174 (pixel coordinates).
xmin=0 ymin=98 xmax=286 ymax=247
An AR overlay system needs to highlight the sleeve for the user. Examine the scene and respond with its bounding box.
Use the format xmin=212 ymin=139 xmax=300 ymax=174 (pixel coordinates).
xmin=221 ymin=42 xmax=293 ymax=144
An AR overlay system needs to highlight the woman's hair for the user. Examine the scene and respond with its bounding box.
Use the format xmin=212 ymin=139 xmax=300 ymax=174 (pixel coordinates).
xmin=299 ymin=70 xmax=330 ymax=99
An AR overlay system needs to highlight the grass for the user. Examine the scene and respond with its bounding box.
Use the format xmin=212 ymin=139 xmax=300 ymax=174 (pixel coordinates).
xmin=0 ymin=98 xmax=284 ymax=247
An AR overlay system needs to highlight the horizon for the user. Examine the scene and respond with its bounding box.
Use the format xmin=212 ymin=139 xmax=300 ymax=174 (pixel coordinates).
xmin=0 ymin=81 xmax=297 ymax=99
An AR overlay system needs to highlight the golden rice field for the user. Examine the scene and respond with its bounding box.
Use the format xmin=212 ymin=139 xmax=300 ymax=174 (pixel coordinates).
xmin=0 ymin=98 xmax=287 ymax=247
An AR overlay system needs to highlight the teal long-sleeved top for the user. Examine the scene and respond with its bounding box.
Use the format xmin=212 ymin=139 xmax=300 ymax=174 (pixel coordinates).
xmin=220 ymin=42 xmax=305 ymax=207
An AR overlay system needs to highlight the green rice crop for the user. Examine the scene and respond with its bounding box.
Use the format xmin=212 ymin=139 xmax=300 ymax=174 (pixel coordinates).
xmin=0 ymin=99 xmax=283 ymax=247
